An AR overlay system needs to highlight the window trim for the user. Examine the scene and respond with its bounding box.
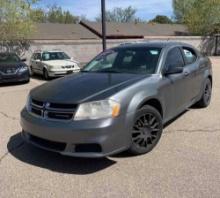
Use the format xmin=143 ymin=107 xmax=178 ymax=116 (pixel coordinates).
xmin=163 ymin=46 xmax=185 ymax=72
xmin=180 ymin=46 xmax=198 ymax=66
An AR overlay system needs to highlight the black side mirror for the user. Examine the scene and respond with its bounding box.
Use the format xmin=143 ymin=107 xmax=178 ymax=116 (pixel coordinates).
xmin=21 ymin=58 xmax=27 ymax=62
xmin=164 ymin=66 xmax=183 ymax=75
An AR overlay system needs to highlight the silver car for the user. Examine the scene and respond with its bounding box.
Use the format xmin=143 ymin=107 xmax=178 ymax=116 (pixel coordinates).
xmin=30 ymin=50 xmax=80 ymax=79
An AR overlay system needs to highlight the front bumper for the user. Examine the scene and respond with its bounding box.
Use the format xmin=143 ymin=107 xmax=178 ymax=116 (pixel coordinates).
xmin=0 ymin=71 xmax=29 ymax=83
xmin=48 ymin=69 xmax=80 ymax=77
xmin=20 ymin=108 xmax=134 ymax=158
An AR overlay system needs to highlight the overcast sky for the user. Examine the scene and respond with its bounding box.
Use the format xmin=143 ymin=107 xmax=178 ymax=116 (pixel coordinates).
xmin=36 ymin=0 xmax=173 ymax=21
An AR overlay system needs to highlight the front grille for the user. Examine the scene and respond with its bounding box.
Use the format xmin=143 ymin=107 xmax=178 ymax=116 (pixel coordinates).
xmin=0 ymin=67 xmax=18 ymax=75
xmin=30 ymin=99 xmax=77 ymax=120
xmin=61 ymin=65 xmax=74 ymax=69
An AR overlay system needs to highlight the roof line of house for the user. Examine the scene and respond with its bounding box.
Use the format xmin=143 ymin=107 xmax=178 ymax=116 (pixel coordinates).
xmin=80 ymin=21 xmax=144 ymax=39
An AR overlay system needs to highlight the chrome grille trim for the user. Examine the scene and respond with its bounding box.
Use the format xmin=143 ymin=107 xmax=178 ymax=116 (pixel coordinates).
xmin=0 ymin=68 xmax=19 ymax=75
xmin=30 ymin=99 xmax=77 ymax=121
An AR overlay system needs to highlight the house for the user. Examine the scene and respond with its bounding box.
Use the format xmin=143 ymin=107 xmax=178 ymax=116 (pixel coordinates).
xmin=8 ymin=22 xmax=207 ymax=63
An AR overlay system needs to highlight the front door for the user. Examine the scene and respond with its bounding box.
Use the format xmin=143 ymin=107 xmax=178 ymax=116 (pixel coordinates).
xmin=162 ymin=47 xmax=191 ymax=119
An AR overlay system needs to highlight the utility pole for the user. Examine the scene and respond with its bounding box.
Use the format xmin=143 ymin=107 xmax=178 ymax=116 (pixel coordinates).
xmin=101 ymin=0 xmax=106 ymax=51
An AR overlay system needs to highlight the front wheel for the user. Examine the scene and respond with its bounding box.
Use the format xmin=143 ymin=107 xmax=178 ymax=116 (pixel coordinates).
xmin=29 ymin=66 xmax=34 ymax=76
xmin=43 ymin=68 xmax=50 ymax=80
xmin=196 ymin=78 xmax=212 ymax=108
xmin=129 ymin=105 xmax=163 ymax=155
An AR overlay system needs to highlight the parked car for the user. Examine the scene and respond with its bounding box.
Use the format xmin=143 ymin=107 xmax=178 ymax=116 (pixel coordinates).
xmin=20 ymin=42 xmax=212 ymax=158
xmin=30 ymin=50 xmax=80 ymax=80
xmin=0 ymin=52 xmax=30 ymax=84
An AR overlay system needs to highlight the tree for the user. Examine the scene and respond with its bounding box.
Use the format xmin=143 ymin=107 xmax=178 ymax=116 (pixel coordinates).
xmin=47 ymin=5 xmax=79 ymax=24
xmin=32 ymin=5 xmax=79 ymax=24
xmin=0 ymin=0 xmax=38 ymax=41
xmin=173 ymin=0 xmax=220 ymax=35
xmin=47 ymin=5 xmax=64 ymax=23
xmin=96 ymin=6 xmax=141 ymax=23
xmin=149 ymin=15 xmax=173 ymax=24
xmin=172 ymin=0 xmax=195 ymax=23
xmin=30 ymin=8 xmax=47 ymax=23
xmin=184 ymin=0 xmax=220 ymax=35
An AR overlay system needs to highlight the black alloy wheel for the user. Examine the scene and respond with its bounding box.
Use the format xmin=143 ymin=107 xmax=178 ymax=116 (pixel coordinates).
xmin=129 ymin=105 xmax=163 ymax=155
xmin=196 ymin=78 xmax=212 ymax=108
xmin=43 ymin=68 xmax=49 ymax=80
xmin=29 ymin=66 xmax=34 ymax=76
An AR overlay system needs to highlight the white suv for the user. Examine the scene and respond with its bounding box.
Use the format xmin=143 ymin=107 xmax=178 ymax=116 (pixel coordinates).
xmin=30 ymin=50 xmax=80 ymax=79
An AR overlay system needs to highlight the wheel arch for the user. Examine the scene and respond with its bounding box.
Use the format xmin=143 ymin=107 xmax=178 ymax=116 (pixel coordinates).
xmin=137 ymin=98 xmax=163 ymax=118
xmin=208 ymin=75 xmax=212 ymax=86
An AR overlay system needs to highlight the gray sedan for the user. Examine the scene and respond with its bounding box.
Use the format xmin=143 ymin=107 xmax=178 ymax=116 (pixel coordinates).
xmin=20 ymin=42 xmax=212 ymax=157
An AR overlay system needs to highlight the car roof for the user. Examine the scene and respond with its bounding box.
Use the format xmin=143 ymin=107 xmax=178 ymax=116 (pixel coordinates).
xmin=33 ymin=50 xmax=64 ymax=53
xmin=115 ymin=41 xmax=195 ymax=49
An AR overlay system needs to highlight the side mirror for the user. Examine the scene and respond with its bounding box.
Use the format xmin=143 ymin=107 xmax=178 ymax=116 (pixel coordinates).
xmin=21 ymin=58 xmax=27 ymax=62
xmin=164 ymin=66 xmax=183 ymax=75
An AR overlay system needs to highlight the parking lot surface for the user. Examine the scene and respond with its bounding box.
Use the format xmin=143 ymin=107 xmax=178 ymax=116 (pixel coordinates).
xmin=0 ymin=58 xmax=220 ymax=198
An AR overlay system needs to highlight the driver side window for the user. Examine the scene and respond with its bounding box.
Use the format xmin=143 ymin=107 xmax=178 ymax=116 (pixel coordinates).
xmin=165 ymin=47 xmax=184 ymax=70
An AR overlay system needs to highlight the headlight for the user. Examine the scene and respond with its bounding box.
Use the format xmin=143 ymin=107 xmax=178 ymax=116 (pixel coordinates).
xmin=46 ymin=65 xmax=53 ymax=70
xmin=74 ymin=100 xmax=120 ymax=120
xmin=25 ymin=94 xmax=31 ymax=112
xmin=19 ymin=66 xmax=28 ymax=73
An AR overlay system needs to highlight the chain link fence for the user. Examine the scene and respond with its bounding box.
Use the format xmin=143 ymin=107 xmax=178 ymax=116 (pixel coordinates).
xmin=200 ymin=35 xmax=220 ymax=56
xmin=214 ymin=34 xmax=220 ymax=56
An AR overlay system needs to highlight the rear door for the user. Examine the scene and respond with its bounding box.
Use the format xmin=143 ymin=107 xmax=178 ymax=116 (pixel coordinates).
xmin=181 ymin=47 xmax=201 ymax=100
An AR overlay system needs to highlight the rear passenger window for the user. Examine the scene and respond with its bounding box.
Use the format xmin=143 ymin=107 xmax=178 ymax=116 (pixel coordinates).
xmin=183 ymin=48 xmax=197 ymax=65
xmin=35 ymin=53 xmax=41 ymax=60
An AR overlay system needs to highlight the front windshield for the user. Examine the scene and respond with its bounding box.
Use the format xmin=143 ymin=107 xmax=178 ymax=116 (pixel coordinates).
xmin=42 ymin=52 xmax=70 ymax=61
xmin=82 ymin=47 xmax=162 ymax=74
xmin=0 ymin=53 xmax=20 ymax=64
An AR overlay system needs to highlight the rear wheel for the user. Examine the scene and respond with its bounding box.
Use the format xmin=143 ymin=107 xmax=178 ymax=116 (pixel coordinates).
xmin=43 ymin=68 xmax=49 ymax=80
xmin=196 ymin=78 xmax=212 ymax=108
xmin=129 ymin=105 xmax=163 ymax=155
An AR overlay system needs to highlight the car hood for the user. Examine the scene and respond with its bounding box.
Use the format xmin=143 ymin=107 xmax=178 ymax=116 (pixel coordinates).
xmin=30 ymin=72 xmax=148 ymax=104
xmin=42 ymin=60 xmax=77 ymax=67
xmin=0 ymin=62 xmax=25 ymax=72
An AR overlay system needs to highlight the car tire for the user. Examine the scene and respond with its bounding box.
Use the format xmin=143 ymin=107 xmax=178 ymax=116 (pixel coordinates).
xmin=23 ymin=79 xmax=30 ymax=84
xmin=43 ymin=68 xmax=50 ymax=80
xmin=128 ymin=105 xmax=163 ymax=155
xmin=196 ymin=78 xmax=212 ymax=108
xmin=29 ymin=66 xmax=34 ymax=76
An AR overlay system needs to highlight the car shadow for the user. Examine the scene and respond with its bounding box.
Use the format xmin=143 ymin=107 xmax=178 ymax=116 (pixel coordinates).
xmin=0 ymin=81 xmax=28 ymax=87
xmin=31 ymin=75 xmax=49 ymax=81
xmin=31 ymin=74 xmax=61 ymax=82
xmin=7 ymin=133 xmax=116 ymax=175
xmin=163 ymin=109 xmax=188 ymax=129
